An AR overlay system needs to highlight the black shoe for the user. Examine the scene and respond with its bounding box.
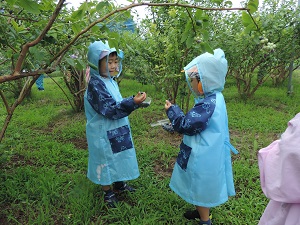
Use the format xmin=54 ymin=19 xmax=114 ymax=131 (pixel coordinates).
xmin=113 ymin=182 xmax=136 ymax=194
xmin=184 ymin=209 xmax=200 ymax=220
xmin=104 ymin=191 xmax=118 ymax=208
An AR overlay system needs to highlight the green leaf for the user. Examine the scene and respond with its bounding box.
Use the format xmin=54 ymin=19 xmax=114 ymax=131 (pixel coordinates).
xmin=108 ymin=39 xmax=118 ymax=51
xmin=48 ymin=30 xmax=58 ymax=40
xmin=253 ymin=34 xmax=260 ymax=44
xmin=181 ymin=22 xmax=192 ymax=43
xmin=71 ymin=1 xmax=89 ymax=19
xmin=76 ymin=59 xmax=85 ymax=70
xmin=29 ymin=46 xmax=47 ymax=62
xmin=247 ymin=3 xmax=258 ymax=14
xmin=126 ymin=44 xmax=135 ymax=53
xmin=66 ymin=58 xmax=76 ymax=68
xmin=247 ymin=0 xmax=259 ymax=13
xmin=71 ymin=8 xmax=86 ymax=19
xmin=244 ymin=23 xmax=256 ymax=34
xmin=123 ymin=10 xmax=131 ymax=18
xmin=6 ymin=0 xmax=17 ymax=5
xmin=242 ymin=11 xmax=252 ymax=27
xmin=8 ymin=26 xmax=17 ymax=39
xmin=225 ymin=1 xmax=233 ymax=7
xmin=71 ymin=23 xmax=82 ymax=35
xmin=107 ymin=33 xmax=120 ymax=51
xmin=186 ymin=34 xmax=194 ymax=48
xmin=16 ymin=0 xmax=40 ymax=14
xmin=96 ymin=1 xmax=110 ymax=11
xmin=195 ymin=9 xmax=203 ymax=18
xmin=196 ymin=11 xmax=209 ymax=23
xmin=200 ymin=42 xmax=213 ymax=54
xmin=181 ymin=31 xmax=189 ymax=43
xmin=200 ymin=29 xmax=209 ymax=41
xmin=109 ymin=32 xmax=120 ymax=42
xmin=11 ymin=20 xmax=21 ymax=32
xmin=91 ymin=25 xmax=100 ymax=33
xmin=78 ymin=1 xmax=89 ymax=11
xmin=211 ymin=0 xmax=223 ymax=5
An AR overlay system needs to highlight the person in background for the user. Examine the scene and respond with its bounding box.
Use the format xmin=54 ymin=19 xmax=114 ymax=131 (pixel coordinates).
xmin=164 ymin=49 xmax=238 ymax=225
xmin=258 ymin=113 xmax=300 ymax=225
xmin=36 ymin=74 xmax=44 ymax=91
xmin=84 ymin=40 xmax=147 ymax=208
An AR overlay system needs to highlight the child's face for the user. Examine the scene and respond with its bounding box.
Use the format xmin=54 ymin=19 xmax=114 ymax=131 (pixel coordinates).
xmin=187 ymin=67 xmax=204 ymax=96
xmin=189 ymin=77 xmax=203 ymax=96
xmin=99 ymin=53 xmax=119 ymax=77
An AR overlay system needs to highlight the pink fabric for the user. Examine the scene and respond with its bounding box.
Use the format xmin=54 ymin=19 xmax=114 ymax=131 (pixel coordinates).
xmin=85 ymin=66 xmax=90 ymax=84
xmin=258 ymin=113 xmax=300 ymax=225
xmin=259 ymin=201 xmax=300 ymax=225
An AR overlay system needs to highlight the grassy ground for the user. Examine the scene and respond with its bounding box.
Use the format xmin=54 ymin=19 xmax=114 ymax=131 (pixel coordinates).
xmin=0 ymin=72 xmax=300 ymax=225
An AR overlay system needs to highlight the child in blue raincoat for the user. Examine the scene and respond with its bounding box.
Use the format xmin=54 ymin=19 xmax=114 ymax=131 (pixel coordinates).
xmin=36 ymin=74 xmax=44 ymax=91
xmin=164 ymin=49 xmax=238 ymax=225
xmin=84 ymin=40 xmax=147 ymax=207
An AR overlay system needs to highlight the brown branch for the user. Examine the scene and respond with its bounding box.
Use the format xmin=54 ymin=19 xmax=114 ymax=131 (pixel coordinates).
xmin=0 ymin=59 xmax=10 ymax=66
xmin=247 ymin=11 xmax=259 ymax=31
xmin=0 ymin=68 xmax=56 ymax=83
xmin=74 ymin=88 xmax=86 ymax=96
xmin=0 ymin=77 xmax=36 ymax=142
xmin=0 ymin=90 xmax=10 ymax=114
xmin=6 ymin=43 xmax=18 ymax=53
xmin=12 ymin=0 xmax=66 ymax=76
xmin=0 ymin=114 xmax=13 ymax=142
xmin=1 ymin=13 xmax=39 ymax=22
xmin=185 ymin=8 xmax=197 ymax=34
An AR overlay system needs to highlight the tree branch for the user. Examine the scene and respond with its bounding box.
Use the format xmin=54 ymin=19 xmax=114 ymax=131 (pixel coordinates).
xmin=12 ymin=0 xmax=66 ymax=76
xmin=1 ymin=13 xmax=39 ymax=22
xmin=0 ymin=90 xmax=10 ymax=114
xmin=0 ymin=68 xmax=56 ymax=83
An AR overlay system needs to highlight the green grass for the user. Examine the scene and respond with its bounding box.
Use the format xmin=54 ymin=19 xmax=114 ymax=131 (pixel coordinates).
xmin=1 ymin=72 xmax=300 ymax=224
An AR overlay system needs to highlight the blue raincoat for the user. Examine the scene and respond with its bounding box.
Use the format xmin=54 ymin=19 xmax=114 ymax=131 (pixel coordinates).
xmin=166 ymin=49 xmax=238 ymax=207
xmin=84 ymin=41 xmax=140 ymax=185
xmin=36 ymin=74 xmax=44 ymax=90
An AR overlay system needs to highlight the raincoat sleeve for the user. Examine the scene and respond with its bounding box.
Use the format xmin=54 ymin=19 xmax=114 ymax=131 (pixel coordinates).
xmin=166 ymin=95 xmax=216 ymax=136
xmin=86 ymin=78 xmax=138 ymax=119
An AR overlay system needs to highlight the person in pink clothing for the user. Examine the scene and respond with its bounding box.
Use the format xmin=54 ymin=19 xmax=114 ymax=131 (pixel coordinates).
xmin=258 ymin=113 xmax=300 ymax=225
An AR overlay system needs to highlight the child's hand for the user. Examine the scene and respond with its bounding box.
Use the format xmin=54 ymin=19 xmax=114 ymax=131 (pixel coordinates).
xmin=134 ymin=92 xmax=147 ymax=104
xmin=164 ymin=100 xmax=172 ymax=110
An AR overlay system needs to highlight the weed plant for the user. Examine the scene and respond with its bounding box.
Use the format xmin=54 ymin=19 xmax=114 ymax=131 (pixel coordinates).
xmin=0 ymin=72 xmax=300 ymax=224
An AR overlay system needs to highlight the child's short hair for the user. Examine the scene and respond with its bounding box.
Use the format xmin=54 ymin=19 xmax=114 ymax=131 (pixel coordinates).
xmin=99 ymin=50 xmax=117 ymax=61
xmin=109 ymin=51 xmax=117 ymax=57
xmin=188 ymin=71 xmax=199 ymax=78
xmin=188 ymin=71 xmax=200 ymax=81
xmin=98 ymin=51 xmax=118 ymax=67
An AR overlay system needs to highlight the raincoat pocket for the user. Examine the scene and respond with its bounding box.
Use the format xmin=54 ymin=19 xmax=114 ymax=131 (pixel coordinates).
xmin=107 ymin=125 xmax=133 ymax=154
xmin=176 ymin=141 xmax=192 ymax=171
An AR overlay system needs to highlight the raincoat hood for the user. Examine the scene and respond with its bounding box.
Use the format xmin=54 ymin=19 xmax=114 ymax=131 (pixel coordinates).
xmin=184 ymin=48 xmax=228 ymax=97
xmin=87 ymin=40 xmax=124 ymax=78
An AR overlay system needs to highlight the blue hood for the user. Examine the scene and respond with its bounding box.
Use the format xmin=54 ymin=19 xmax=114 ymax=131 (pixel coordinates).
xmin=87 ymin=40 xmax=124 ymax=78
xmin=184 ymin=48 xmax=228 ymax=98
